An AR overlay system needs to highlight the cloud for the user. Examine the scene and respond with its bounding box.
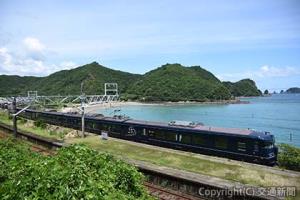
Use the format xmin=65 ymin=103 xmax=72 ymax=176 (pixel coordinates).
xmin=0 ymin=37 xmax=76 ymax=76
xmin=217 ymin=65 xmax=300 ymax=81
xmin=0 ymin=47 xmax=12 ymax=66
xmin=257 ymin=65 xmax=300 ymax=77
xmin=22 ymin=37 xmax=47 ymax=61
xmin=23 ymin=37 xmax=45 ymax=52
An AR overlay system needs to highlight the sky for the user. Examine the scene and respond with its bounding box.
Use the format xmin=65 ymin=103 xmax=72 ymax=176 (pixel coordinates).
xmin=0 ymin=0 xmax=300 ymax=91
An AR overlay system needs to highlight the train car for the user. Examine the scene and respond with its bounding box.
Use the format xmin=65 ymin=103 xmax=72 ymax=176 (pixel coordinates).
xmin=18 ymin=109 xmax=278 ymax=165
xmin=127 ymin=120 xmax=277 ymax=165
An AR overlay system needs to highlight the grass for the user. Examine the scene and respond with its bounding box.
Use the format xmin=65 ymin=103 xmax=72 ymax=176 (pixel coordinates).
xmin=20 ymin=125 xmax=65 ymax=140
xmin=0 ymin=110 xmax=65 ymax=140
xmin=0 ymin=110 xmax=12 ymax=124
xmin=67 ymin=136 xmax=300 ymax=189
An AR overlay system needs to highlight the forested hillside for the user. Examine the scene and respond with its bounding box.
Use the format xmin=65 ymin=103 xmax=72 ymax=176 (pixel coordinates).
xmin=0 ymin=75 xmax=41 ymax=96
xmin=0 ymin=62 xmax=262 ymax=101
xmin=223 ymin=79 xmax=262 ymax=97
xmin=125 ymin=63 xmax=231 ymax=101
xmin=33 ymin=62 xmax=141 ymax=95
xmin=0 ymin=62 xmax=141 ymax=96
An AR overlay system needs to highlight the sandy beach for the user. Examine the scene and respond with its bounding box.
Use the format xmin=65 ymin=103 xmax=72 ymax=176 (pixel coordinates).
xmin=60 ymin=98 xmax=248 ymax=113
xmin=83 ymin=99 xmax=248 ymax=113
xmin=84 ymin=101 xmax=157 ymax=113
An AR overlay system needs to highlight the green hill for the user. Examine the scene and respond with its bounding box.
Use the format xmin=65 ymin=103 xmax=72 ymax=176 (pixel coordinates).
xmin=0 ymin=75 xmax=41 ymax=96
xmin=34 ymin=62 xmax=141 ymax=95
xmin=0 ymin=62 xmax=141 ymax=96
xmin=125 ymin=63 xmax=231 ymax=101
xmin=223 ymin=79 xmax=262 ymax=97
xmin=0 ymin=62 xmax=261 ymax=101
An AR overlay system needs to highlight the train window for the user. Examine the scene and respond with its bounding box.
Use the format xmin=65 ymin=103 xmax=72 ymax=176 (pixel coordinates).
xmin=254 ymin=142 xmax=259 ymax=152
xmin=102 ymin=124 xmax=111 ymax=131
xmin=110 ymin=124 xmax=122 ymax=134
xmin=215 ymin=137 xmax=227 ymax=149
xmin=155 ymin=131 xmax=165 ymax=140
xmin=74 ymin=119 xmax=80 ymax=125
xmin=142 ymin=129 xmax=146 ymax=136
xmin=180 ymin=134 xmax=191 ymax=143
xmin=263 ymin=143 xmax=274 ymax=149
xmin=237 ymin=142 xmax=246 ymax=151
xmin=193 ymin=135 xmax=205 ymax=146
xmin=86 ymin=121 xmax=93 ymax=129
xmin=165 ymin=132 xmax=176 ymax=141
xmin=95 ymin=123 xmax=102 ymax=130
xmin=147 ymin=130 xmax=155 ymax=137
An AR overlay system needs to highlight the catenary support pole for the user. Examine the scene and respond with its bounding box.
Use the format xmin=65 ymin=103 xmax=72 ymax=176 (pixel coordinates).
xmin=81 ymin=82 xmax=85 ymax=137
xmin=12 ymin=97 xmax=17 ymax=137
xmin=81 ymin=105 xmax=85 ymax=137
xmin=13 ymin=115 xmax=17 ymax=138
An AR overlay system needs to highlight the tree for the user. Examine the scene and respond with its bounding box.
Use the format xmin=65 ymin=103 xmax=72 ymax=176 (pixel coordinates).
xmin=223 ymin=79 xmax=261 ymax=97
xmin=264 ymin=90 xmax=269 ymax=95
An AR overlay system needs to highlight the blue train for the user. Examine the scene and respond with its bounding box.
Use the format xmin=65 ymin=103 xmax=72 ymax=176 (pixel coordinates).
xmin=19 ymin=109 xmax=278 ymax=166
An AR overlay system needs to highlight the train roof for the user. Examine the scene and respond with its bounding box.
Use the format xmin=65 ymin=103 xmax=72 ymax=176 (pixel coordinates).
xmin=127 ymin=119 xmax=245 ymax=133
xmin=85 ymin=115 xmax=273 ymax=140
xmin=128 ymin=119 xmax=273 ymax=140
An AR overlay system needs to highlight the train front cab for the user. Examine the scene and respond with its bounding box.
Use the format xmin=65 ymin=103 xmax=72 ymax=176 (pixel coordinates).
xmin=259 ymin=139 xmax=277 ymax=166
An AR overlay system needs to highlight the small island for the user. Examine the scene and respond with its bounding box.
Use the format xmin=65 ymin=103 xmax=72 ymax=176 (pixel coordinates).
xmin=286 ymin=87 xmax=300 ymax=94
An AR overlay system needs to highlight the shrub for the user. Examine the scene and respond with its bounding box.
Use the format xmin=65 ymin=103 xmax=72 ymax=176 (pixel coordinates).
xmin=120 ymin=94 xmax=139 ymax=101
xmin=0 ymin=139 xmax=152 ymax=200
xmin=278 ymin=144 xmax=300 ymax=171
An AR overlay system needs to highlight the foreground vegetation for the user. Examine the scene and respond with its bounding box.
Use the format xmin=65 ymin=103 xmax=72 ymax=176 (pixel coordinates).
xmin=0 ymin=62 xmax=261 ymax=101
xmin=67 ymin=136 xmax=300 ymax=188
xmin=0 ymin=139 xmax=151 ymax=200
xmin=278 ymin=144 xmax=300 ymax=171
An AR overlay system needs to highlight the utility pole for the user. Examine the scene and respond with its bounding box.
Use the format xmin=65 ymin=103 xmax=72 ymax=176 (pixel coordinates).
xmin=80 ymin=82 xmax=85 ymax=137
xmin=12 ymin=97 xmax=31 ymax=138
xmin=12 ymin=97 xmax=17 ymax=137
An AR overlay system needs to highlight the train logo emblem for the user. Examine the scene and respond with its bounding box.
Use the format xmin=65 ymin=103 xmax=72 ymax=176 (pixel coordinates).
xmin=127 ymin=126 xmax=136 ymax=136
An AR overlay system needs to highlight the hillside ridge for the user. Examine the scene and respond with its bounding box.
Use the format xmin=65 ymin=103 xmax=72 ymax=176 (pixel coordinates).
xmin=0 ymin=62 xmax=261 ymax=101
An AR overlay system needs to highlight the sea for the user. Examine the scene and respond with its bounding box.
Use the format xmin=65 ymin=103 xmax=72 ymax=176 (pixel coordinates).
xmin=95 ymin=94 xmax=300 ymax=147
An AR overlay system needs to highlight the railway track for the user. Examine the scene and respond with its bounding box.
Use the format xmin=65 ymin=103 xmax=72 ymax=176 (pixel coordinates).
xmin=0 ymin=129 xmax=55 ymax=156
xmin=0 ymin=123 xmax=203 ymax=200
xmin=144 ymin=182 xmax=202 ymax=200
xmin=30 ymin=145 xmax=55 ymax=156
xmin=0 ymin=121 xmax=63 ymax=149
